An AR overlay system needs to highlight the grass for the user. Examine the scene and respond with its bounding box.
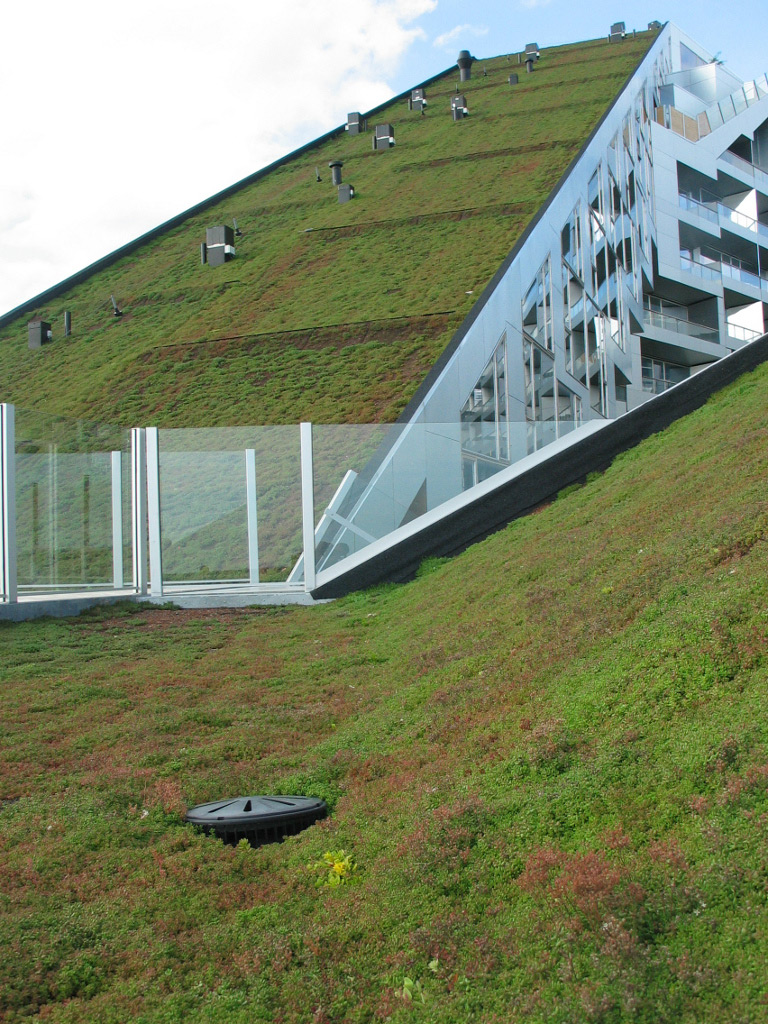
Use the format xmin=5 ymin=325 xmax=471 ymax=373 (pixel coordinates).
xmin=1 ymin=359 xmax=767 ymax=1021
xmin=0 ymin=32 xmax=657 ymax=427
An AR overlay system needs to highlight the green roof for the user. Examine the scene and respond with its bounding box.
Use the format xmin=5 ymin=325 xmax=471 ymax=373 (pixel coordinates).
xmin=0 ymin=32 xmax=657 ymax=426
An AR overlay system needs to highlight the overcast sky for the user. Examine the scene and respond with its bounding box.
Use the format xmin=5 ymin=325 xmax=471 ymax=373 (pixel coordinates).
xmin=2 ymin=0 xmax=768 ymax=317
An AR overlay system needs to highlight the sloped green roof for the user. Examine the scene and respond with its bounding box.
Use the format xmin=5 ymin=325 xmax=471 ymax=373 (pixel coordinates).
xmin=0 ymin=31 xmax=657 ymax=426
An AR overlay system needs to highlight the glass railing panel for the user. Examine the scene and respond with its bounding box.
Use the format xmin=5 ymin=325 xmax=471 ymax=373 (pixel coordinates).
xmin=719 ymin=96 xmax=736 ymax=121
xmin=744 ymin=81 xmax=759 ymax=104
xmin=680 ymin=254 xmax=721 ymax=280
xmin=733 ymin=90 xmax=748 ymax=115
xmin=719 ymin=205 xmax=756 ymax=231
xmin=678 ymin=193 xmax=718 ymax=222
xmin=14 ymin=408 xmax=131 ymax=591
xmin=726 ymin=323 xmax=763 ymax=342
xmin=643 ymin=309 xmax=718 ymax=341
xmin=156 ymin=426 xmax=301 ymax=584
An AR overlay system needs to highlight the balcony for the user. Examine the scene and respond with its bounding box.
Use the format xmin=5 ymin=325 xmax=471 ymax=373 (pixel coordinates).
xmin=679 ymin=191 xmax=768 ymax=242
xmin=642 ymin=297 xmax=719 ymax=342
xmin=680 ymin=248 xmax=768 ymax=290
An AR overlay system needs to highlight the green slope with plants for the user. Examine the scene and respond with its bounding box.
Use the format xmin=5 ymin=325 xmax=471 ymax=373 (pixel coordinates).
xmin=2 ymin=358 xmax=767 ymax=1022
xmin=0 ymin=32 xmax=656 ymax=427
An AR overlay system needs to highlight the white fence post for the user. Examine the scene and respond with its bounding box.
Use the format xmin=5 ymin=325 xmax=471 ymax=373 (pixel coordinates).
xmin=300 ymin=422 xmax=315 ymax=592
xmin=245 ymin=448 xmax=259 ymax=585
xmin=131 ymin=428 xmax=148 ymax=595
xmin=111 ymin=451 xmax=124 ymax=589
xmin=145 ymin=427 xmax=163 ymax=597
xmin=1 ymin=404 xmax=17 ymax=603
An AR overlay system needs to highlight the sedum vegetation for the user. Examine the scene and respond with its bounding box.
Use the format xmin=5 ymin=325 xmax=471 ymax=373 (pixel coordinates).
xmin=1 ymin=359 xmax=767 ymax=1022
xmin=0 ymin=33 xmax=656 ymax=427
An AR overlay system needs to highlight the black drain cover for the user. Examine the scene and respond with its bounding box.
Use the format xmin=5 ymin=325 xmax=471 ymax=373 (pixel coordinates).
xmin=185 ymin=795 xmax=327 ymax=847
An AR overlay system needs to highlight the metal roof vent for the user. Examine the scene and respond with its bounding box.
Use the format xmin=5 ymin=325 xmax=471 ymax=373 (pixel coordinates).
xmin=457 ymin=50 xmax=473 ymax=81
xmin=508 ymin=73 xmax=519 ymax=85
xmin=525 ymin=42 xmax=540 ymax=59
xmin=110 ymin=295 xmax=123 ymax=318
xmin=372 ymin=124 xmax=395 ymax=150
xmin=204 ymin=225 xmax=236 ymax=267
xmin=27 ymin=319 xmax=52 ymax=350
xmin=233 ymin=217 xmax=242 ymax=237
xmin=525 ymin=56 xmax=535 ymax=73
xmin=451 ymin=94 xmax=469 ymax=120
xmin=610 ymin=22 xmax=626 ymax=41
xmin=409 ymin=87 xmax=427 ymax=112
xmin=338 ymin=183 xmax=355 ymax=204
xmin=64 ymin=311 xmax=71 ymax=337
xmin=328 ymin=160 xmax=344 ymax=185
xmin=648 ymin=20 xmax=662 ymax=30
xmin=346 ymin=111 xmax=366 ymax=135
xmin=185 ymin=795 xmax=327 ymax=848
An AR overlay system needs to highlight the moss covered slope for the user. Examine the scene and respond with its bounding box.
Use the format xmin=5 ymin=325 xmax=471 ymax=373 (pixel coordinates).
xmin=0 ymin=33 xmax=656 ymax=426
xmin=1 ymin=358 xmax=767 ymax=1022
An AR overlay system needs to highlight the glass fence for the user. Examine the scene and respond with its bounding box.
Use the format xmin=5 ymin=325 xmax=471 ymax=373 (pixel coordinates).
xmin=154 ymin=425 xmax=302 ymax=585
xmin=2 ymin=404 xmax=596 ymax=601
xmin=13 ymin=406 xmax=132 ymax=592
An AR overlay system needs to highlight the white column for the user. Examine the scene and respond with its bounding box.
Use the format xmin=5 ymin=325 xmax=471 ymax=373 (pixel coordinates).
xmin=300 ymin=422 xmax=316 ymax=592
xmin=111 ymin=451 xmax=124 ymax=589
xmin=1 ymin=404 xmax=17 ymax=603
xmin=145 ymin=427 xmax=163 ymax=597
xmin=245 ymin=448 xmax=259 ymax=585
xmin=131 ymin=428 xmax=148 ymax=594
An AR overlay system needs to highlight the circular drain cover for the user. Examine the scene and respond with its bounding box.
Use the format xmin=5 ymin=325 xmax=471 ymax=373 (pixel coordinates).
xmin=185 ymin=795 xmax=327 ymax=847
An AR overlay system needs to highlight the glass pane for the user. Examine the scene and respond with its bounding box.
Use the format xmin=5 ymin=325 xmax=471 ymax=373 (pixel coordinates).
xmin=156 ymin=426 xmax=301 ymax=584
xmin=14 ymin=408 xmax=130 ymax=591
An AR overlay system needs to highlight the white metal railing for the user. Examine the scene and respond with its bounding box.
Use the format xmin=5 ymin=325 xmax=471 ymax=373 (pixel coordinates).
xmin=726 ymin=322 xmax=763 ymax=342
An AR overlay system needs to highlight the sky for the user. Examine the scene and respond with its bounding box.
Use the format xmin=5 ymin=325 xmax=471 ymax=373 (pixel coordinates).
xmin=2 ymin=0 xmax=768 ymax=318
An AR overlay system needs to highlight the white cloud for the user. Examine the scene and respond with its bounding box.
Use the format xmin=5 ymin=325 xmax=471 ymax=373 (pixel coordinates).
xmin=0 ymin=0 xmax=437 ymax=315
xmin=433 ymin=23 xmax=490 ymax=49
xmin=518 ymin=0 xmax=552 ymax=9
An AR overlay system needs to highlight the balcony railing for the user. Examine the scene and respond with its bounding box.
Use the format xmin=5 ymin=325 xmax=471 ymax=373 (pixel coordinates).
xmin=642 ymin=304 xmax=718 ymax=341
xmin=726 ymin=322 xmax=764 ymax=342
xmin=705 ymin=74 xmax=768 ymax=131
xmin=680 ymin=249 xmax=768 ymax=289
xmin=679 ymin=191 xmax=768 ymax=241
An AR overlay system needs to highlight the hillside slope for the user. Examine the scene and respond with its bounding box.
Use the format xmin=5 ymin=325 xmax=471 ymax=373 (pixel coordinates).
xmin=1 ymin=358 xmax=767 ymax=1021
xmin=0 ymin=32 xmax=656 ymax=427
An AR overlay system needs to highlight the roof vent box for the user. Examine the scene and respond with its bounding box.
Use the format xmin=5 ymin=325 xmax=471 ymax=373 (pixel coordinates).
xmin=525 ymin=42 xmax=540 ymax=59
xmin=346 ymin=112 xmax=366 ymax=135
xmin=409 ymin=87 xmax=427 ymax=111
xmin=28 ymin=319 xmax=52 ymax=349
xmin=451 ymin=95 xmax=469 ymax=119
xmin=372 ymin=124 xmax=395 ymax=150
xmin=610 ymin=22 xmax=626 ymax=41
xmin=508 ymin=73 xmax=519 ymax=85
xmin=338 ymin=183 xmax=355 ymax=204
xmin=204 ymin=225 xmax=236 ymax=266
